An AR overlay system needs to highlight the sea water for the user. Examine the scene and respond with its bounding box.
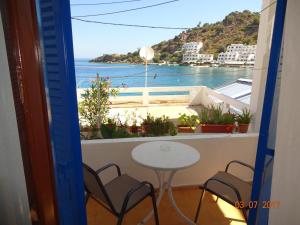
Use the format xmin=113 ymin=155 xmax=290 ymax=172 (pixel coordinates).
xmin=75 ymin=59 xmax=253 ymax=90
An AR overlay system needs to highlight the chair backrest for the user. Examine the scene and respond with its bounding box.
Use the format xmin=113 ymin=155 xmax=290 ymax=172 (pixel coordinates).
xmin=82 ymin=163 xmax=115 ymax=211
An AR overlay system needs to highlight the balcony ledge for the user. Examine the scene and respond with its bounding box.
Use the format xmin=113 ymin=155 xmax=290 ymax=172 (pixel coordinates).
xmin=81 ymin=132 xmax=259 ymax=145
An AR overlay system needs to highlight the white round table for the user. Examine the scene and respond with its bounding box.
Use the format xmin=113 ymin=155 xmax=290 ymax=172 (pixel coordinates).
xmin=132 ymin=141 xmax=200 ymax=225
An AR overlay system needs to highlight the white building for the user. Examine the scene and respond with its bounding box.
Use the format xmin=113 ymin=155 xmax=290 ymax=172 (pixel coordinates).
xmin=217 ymin=51 xmax=239 ymax=62
xmin=182 ymin=42 xmax=203 ymax=63
xmin=182 ymin=42 xmax=203 ymax=52
xmin=182 ymin=52 xmax=200 ymax=63
xmin=227 ymin=44 xmax=256 ymax=53
xmin=218 ymin=44 xmax=257 ymax=65
xmin=238 ymin=52 xmax=256 ymax=64
xmin=198 ymin=54 xmax=214 ymax=63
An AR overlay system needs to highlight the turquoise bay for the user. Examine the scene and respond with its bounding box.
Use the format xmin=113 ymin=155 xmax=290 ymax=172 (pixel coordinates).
xmin=75 ymin=59 xmax=253 ymax=89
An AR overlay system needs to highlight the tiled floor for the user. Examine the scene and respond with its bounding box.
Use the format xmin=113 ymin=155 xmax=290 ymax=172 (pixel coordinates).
xmin=86 ymin=188 xmax=246 ymax=225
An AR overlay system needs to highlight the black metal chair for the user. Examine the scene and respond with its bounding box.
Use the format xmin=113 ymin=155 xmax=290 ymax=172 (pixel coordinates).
xmin=83 ymin=163 xmax=159 ymax=225
xmin=194 ymin=160 xmax=254 ymax=223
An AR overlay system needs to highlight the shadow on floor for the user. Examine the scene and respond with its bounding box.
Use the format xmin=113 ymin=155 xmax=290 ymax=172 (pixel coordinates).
xmin=86 ymin=188 xmax=246 ymax=225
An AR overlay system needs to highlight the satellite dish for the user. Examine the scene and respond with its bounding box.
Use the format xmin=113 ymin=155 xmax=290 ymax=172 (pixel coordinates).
xmin=139 ymin=46 xmax=154 ymax=61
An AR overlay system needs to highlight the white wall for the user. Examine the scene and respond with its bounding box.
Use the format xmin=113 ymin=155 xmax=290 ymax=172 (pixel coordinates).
xmin=0 ymin=13 xmax=32 ymax=225
xmin=269 ymin=1 xmax=300 ymax=224
xmin=82 ymin=134 xmax=258 ymax=187
xmin=250 ymin=0 xmax=276 ymax=131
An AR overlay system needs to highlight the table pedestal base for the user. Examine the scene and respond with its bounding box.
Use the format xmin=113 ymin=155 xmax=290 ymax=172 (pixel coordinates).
xmin=139 ymin=170 xmax=196 ymax=225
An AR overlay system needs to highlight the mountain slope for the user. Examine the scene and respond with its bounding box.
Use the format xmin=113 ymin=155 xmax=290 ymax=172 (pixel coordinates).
xmin=91 ymin=10 xmax=260 ymax=64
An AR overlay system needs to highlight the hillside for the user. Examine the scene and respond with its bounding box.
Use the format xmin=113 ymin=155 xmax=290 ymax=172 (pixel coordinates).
xmin=90 ymin=10 xmax=260 ymax=64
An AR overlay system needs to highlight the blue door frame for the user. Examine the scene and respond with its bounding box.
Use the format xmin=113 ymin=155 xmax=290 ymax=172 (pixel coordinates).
xmin=248 ymin=0 xmax=287 ymax=224
xmin=36 ymin=0 xmax=87 ymax=224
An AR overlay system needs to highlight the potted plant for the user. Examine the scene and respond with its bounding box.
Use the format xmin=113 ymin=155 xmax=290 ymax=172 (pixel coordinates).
xmin=112 ymin=127 xmax=136 ymax=139
xmin=199 ymin=105 xmax=236 ymax=133
xmin=236 ymin=108 xmax=253 ymax=133
xmin=141 ymin=113 xmax=155 ymax=134
xmin=220 ymin=112 xmax=236 ymax=133
xmin=177 ymin=114 xmax=200 ymax=133
xmin=78 ymin=76 xmax=118 ymax=139
xmin=142 ymin=114 xmax=177 ymax=136
xmin=100 ymin=118 xmax=117 ymax=139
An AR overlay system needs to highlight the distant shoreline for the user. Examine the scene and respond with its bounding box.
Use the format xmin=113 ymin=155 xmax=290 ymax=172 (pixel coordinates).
xmin=74 ymin=59 xmax=253 ymax=89
xmin=81 ymin=61 xmax=254 ymax=69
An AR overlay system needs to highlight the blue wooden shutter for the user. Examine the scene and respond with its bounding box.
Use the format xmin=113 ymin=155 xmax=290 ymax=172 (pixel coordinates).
xmin=248 ymin=0 xmax=286 ymax=224
xmin=36 ymin=0 xmax=87 ymax=224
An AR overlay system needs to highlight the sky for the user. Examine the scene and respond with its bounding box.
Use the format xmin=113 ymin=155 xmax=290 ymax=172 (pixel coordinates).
xmin=70 ymin=0 xmax=262 ymax=59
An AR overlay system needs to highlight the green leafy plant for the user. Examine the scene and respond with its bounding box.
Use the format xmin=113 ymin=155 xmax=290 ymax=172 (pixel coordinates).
xmin=100 ymin=118 xmax=141 ymax=139
xmin=168 ymin=122 xmax=178 ymax=136
xmin=236 ymin=108 xmax=253 ymax=124
xmin=178 ymin=114 xmax=200 ymax=128
xmin=221 ymin=112 xmax=236 ymax=124
xmin=209 ymin=105 xmax=224 ymax=124
xmin=142 ymin=113 xmax=155 ymax=126
xmin=100 ymin=118 xmax=117 ymax=139
xmin=142 ymin=114 xmax=176 ymax=136
xmin=199 ymin=105 xmax=236 ymax=125
xmin=78 ymin=76 xmax=119 ymax=138
xmin=111 ymin=127 xmax=139 ymax=139
xmin=199 ymin=105 xmax=227 ymax=124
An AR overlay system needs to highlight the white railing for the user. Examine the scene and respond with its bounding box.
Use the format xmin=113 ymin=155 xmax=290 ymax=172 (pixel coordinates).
xmin=110 ymin=86 xmax=205 ymax=106
xmin=108 ymin=86 xmax=250 ymax=111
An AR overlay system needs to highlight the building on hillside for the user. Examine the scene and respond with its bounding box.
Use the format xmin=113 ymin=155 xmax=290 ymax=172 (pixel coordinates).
xmin=181 ymin=42 xmax=203 ymax=63
xmin=218 ymin=44 xmax=257 ymax=65
xmin=198 ymin=54 xmax=214 ymax=63
xmin=182 ymin=42 xmax=203 ymax=52
xmin=227 ymin=44 xmax=256 ymax=53
xmin=182 ymin=52 xmax=200 ymax=63
xmin=217 ymin=52 xmax=239 ymax=62
xmin=238 ymin=52 xmax=256 ymax=64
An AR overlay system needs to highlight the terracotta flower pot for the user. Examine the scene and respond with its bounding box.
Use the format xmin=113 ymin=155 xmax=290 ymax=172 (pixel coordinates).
xmin=201 ymin=124 xmax=235 ymax=133
xmin=177 ymin=125 xmax=194 ymax=133
xmin=237 ymin=124 xmax=249 ymax=133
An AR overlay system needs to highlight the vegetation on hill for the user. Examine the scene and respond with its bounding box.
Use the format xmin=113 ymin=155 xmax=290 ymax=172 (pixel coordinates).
xmin=90 ymin=10 xmax=259 ymax=64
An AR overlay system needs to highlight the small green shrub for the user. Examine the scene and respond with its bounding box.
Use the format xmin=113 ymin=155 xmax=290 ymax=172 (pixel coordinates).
xmin=178 ymin=114 xmax=200 ymax=128
xmin=111 ymin=127 xmax=139 ymax=139
xmin=78 ymin=76 xmax=118 ymax=139
xmin=237 ymin=108 xmax=253 ymax=124
xmin=199 ymin=105 xmax=236 ymax=125
xmin=100 ymin=119 xmax=117 ymax=139
xmin=142 ymin=114 xmax=177 ymax=136
xmin=221 ymin=112 xmax=236 ymax=124
xmin=142 ymin=113 xmax=155 ymax=125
